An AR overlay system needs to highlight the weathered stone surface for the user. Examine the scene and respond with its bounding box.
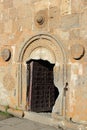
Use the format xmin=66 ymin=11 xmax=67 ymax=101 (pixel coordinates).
xmin=61 ymin=0 xmax=71 ymax=16
xmin=3 ymin=74 xmax=15 ymax=91
xmin=1 ymin=49 xmax=11 ymax=61
xmin=0 ymin=83 xmax=10 ymax=105
xmin=71 ymin=44 xmax=85 ymax=60
xmin=71 ymin=0 xmax=83 ymax=13
xmin=0 ymin=0 xmax=87 ymax=128
xmin=60 ymin=14 xmax=79 ymax=30
xmin=80 ymin=9 xmax=87 ymax=39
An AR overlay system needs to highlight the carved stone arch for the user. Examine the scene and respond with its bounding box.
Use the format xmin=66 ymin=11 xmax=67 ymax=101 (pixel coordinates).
xmin=18 ymin=34 xmax=66 ymax=63
xmin=17 ymin=34 xmax=67 ymax=116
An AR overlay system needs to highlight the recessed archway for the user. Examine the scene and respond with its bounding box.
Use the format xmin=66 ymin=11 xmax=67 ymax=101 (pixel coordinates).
xmin=17 ymin=34 xmax=67 ymax=116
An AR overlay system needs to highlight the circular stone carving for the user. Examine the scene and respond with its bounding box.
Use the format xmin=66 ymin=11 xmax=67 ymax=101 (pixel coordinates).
xmin=35 ymin=10 xmax=47 ymax=27
xmin=1 ymin=49 xmax=11 ymax=61
xmin=36 ymin=16 xmax=45 ymax=25
xmin=71 ymin=44 xmax=85 ymax=60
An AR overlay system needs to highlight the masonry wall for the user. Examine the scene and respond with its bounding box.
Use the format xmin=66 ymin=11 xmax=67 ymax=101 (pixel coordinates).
xmin=0 ymin=0 xmax=87 ymax=123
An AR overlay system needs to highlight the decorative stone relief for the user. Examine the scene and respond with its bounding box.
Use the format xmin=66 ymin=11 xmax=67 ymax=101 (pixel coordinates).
xmin=35 ymin=10 xmax=48 ymax=28
xmin=71 ymin=44 xmax=85 ymax=60
xmin=1 ymin=49 xmax=11 ymax=61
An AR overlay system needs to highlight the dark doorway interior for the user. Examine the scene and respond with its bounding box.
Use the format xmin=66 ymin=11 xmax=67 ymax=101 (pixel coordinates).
xmin=26 ymin=59 xmax=59 ymax=112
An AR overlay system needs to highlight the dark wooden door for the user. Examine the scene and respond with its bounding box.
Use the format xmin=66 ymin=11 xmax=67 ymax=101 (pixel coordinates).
xmin=27 ymin=60 xmax=57 ymax=112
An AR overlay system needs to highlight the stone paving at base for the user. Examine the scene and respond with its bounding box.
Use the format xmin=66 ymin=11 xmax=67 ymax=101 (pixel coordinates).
xmin=0 ymin=117 xmax=59 ymax=130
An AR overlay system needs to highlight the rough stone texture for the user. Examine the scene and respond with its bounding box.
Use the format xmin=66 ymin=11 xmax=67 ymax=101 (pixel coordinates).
xmin=0 ymin=117 xmax=58 ymax=130
xmin=0 ymin=0 xmax=87 ymax=128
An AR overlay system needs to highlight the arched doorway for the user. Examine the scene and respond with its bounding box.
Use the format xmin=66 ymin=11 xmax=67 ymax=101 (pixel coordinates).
xmin=17 ymin=34 xmax=67 ymax=116
xmin=26 ymin=59 xmax=59 ymax=112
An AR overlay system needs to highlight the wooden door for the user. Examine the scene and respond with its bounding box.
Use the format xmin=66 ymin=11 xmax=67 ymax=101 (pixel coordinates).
xmin=27 ymin=60 xmax=57 ymax=112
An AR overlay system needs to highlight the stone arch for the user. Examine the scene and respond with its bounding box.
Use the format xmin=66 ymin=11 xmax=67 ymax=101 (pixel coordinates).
xmin=17 ymin=34 xmax=67 ymax=116
xmin=18 ymin=34 xmax=66 ymax=63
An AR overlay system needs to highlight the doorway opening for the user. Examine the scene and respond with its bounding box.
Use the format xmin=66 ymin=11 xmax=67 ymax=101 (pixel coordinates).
xmin=26 ymin=59 xmax=59 ymax=113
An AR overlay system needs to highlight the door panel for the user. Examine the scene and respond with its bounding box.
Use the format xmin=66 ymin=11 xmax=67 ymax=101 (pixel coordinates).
xmin=27 ymin=60 xmax=56 ymax=112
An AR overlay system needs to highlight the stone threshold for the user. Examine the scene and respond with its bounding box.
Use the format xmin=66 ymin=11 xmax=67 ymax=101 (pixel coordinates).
xmin=24 ymin=111 xmax=62 ymax=127
xmin=24 ymin=111 xmax=87 ymax=130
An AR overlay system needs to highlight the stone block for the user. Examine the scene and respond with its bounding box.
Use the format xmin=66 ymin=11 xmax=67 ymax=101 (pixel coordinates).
xmin=4 ymin=20 xmax=12 ymax=33
xmin=49 ymin=6 xmax=60 ymax=28
xmin=0 ymin=22 xmax=4 ymax=33
xmin=60 ymin=14 xmax=79 ymax=30
xmin=71 ymin=0 xmax=83 ymax=13
xmin=9 ymin=8 xmax=17 ymax=20
xmin=3 ymin=0 xmax=13 ymax=9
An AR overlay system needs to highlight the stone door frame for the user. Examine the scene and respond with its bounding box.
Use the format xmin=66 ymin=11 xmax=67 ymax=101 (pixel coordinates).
xmin=17 ymin=33 xmax=67 ymax=116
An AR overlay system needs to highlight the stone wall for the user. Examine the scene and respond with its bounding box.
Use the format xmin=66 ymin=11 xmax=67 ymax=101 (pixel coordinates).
xmin=0 ymin=0 xmax=87 ymax=124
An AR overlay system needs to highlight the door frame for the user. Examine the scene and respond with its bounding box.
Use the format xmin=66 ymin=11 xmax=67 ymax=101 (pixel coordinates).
xmin=17 ymin=34 xmax=67 ymax=116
